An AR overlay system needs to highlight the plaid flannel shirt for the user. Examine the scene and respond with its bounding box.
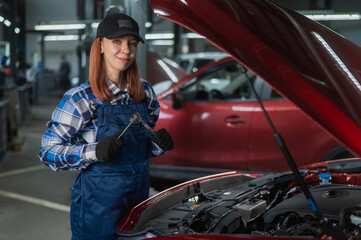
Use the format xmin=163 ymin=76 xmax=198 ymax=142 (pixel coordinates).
xmin=38 ymin=79 xmax=163 ymax=171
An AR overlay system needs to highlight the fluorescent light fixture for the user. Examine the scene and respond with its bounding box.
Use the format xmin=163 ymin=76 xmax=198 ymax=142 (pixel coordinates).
xmin=44 ymin=35 xmax=79 ymax=41
xmin=145 ymin=32 xmax=204 ymax=42
xmin=0 ymin=16 xmax=4 ymax=22
xmin=145 ymin=33 xmax=174 ymax=40
xmin=306 ymin=13 xmax=361 ymax=21
xmin=145 ymin=22 xmax=152 ymax=28
xmin=34 ymin=23 xmax=86 ymax=31
xmin=150 ymin=40 xmax=174 ymax=46
xmin=14 ymin=27 xmax=20 ymax=34
xmin=298 ymin=10 xmax=361 ymax=21
xmin=3 ymin=19 xmax=11 ymax=27
xmin=91 ymin=22 xmax=99 ymax=29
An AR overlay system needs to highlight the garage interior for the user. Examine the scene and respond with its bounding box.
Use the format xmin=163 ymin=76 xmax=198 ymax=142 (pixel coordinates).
xmin=1 ymin=0 xmax=361 ymax=239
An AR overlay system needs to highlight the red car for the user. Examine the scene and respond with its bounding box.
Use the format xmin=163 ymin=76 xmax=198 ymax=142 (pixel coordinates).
xmin=152 ymin=56 xmax=352 ymax=180
xmin=118 ymin=160 xmax=361 ymax=239
xmin=116 ymin=0 xmax=361 ymax=239
xmin=115 ymin=0 xmax=361 ymax=239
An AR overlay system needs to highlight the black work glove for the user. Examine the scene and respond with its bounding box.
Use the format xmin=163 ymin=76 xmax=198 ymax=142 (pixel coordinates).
xmin=95 ymin=129 xmax=123 ymax=161
xmin=152 ymin=128 xmax=174 ymax=151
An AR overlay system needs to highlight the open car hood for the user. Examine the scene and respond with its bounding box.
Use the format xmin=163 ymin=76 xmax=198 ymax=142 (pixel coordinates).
xmin=150 ymin=0 xmax=361 ymax=158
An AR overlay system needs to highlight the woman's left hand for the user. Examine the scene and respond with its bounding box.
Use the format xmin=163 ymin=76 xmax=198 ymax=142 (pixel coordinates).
xmin=152 ymin=128 xmax=174 ymax=151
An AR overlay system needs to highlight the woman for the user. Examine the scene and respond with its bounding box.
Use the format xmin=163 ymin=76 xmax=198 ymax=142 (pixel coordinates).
xmin=38 ymin=13 xmax=173 ymax=240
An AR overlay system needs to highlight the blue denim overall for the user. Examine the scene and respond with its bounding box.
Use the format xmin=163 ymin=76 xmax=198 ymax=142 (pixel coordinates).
xmin=70 ymin=101 xmax=151 ymax=240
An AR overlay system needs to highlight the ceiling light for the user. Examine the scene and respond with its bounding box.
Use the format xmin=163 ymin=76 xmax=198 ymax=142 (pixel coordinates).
xmin=306 ymin=13 xmax=361 ymax=21
xmin=34 ymin=23 xmax=86 ymax=31
xmin=44 ymin=35 xmax=79 ymax=41
xmin=150 ymin=40 xmax=174 ymax=46
xmin=3 ymin=19 xmax=11 ymax=27
xmin=145 ymin=22 xmax=152 ymax=28
xmin=14 ymin=27 xmax=20 ymax=34
xmin=298 ymin=10 xmax=361 ymax=21
xmin=145 ymin=32 xmax=204 ymax=40
xmin=145 ymin=33 xmax=174 ymax=40
xmin=0 ymin=16 xmax=4 ymax=22
xmin=91 ymin=22 xmax=99 ymax=29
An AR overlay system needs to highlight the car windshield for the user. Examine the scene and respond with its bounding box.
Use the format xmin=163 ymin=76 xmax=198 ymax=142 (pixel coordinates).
xmin=180 ymin=61 xmax=281 ymax=102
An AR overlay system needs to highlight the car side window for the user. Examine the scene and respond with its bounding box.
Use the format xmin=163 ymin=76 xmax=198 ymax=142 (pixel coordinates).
xmin=191 ymin=59 xmax=214 ymax=72
xmin=179 ymin=60 xmax=190 ymax=72
xmin=271 ymin=89 xmax=282 ymax=99
xmin=181 ymin=62 xmax=256 ymax=102
xmin=250 ymin=77 xmax=284 ymax=100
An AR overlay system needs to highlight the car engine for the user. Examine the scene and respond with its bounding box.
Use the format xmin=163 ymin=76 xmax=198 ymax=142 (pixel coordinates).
xmin=117 ymin=160 xmax=361 ymax=239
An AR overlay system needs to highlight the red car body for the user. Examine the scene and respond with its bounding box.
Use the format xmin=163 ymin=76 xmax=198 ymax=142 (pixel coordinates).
xmin=152 ymin=57 xmax=349 ymax=177
xmin=117 ymin=159 xmax=361 ymax=239
xmin=148 ymin=0 xmax=361 ymax=179
xmin=149 ymin=0 xmax=361 ymax=160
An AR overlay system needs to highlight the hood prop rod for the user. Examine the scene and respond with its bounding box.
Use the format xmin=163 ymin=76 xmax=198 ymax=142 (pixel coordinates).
xmin=240 ymin=66 xmax=345 ymax=239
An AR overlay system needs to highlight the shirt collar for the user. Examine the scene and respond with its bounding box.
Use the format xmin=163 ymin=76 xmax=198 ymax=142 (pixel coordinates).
xmin=105 ymin=78 xmax=129 ymax=95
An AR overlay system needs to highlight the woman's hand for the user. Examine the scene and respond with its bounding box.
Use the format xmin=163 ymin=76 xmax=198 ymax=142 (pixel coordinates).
xmin=152 ymin=128 xmax=174 ymax=151
xmin=95 ymin=129 xmax=123 ymax=161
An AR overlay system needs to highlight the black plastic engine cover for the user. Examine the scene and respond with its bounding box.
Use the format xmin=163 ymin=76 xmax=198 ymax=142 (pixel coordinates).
xmin=263 ymin=184 xmax=361 ymax=223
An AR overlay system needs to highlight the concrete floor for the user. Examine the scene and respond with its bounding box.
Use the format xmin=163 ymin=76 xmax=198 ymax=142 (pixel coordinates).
xmin=0 ymin=95 xmax=159 ymax=240
xmin=0 ymin=96 xmax=76 ymax=240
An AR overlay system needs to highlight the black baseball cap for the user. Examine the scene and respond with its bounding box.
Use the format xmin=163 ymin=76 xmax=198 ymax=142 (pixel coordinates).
xmin=96 ymin=13 xmax=145 ymax=43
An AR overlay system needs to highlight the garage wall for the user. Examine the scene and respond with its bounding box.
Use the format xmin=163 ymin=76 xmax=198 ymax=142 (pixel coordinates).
xmin=274 ymin=0 xmax=361 ymax=47
xmin=24 ymin=0 xmax=361 ymax=83
xmin=25 ymin=0 xmax=79 ymax=80
xmin=332 ymin=0 xmax=361 ymax=47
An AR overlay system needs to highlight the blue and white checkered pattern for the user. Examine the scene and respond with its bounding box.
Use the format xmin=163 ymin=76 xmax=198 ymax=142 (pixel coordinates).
xmin=39 ymin=79 xmax=162 ymax=171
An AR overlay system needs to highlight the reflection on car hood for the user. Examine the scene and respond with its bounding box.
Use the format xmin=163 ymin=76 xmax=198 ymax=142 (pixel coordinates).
xmin=150 ymin=0 xmax=361 ymax=159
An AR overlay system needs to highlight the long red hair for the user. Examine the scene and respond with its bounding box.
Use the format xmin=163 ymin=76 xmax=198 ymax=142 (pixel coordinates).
xmin=89 ymin=38 xmax=144 ymax=102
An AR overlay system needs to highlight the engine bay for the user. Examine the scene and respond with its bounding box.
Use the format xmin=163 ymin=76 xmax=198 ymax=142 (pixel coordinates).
xmin=118 ymin=160 xmax=361 ymax=239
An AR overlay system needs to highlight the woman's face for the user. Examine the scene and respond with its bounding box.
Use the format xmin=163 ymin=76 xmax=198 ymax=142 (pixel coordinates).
xmin=100 ymin=35 xmax=138 ymax=74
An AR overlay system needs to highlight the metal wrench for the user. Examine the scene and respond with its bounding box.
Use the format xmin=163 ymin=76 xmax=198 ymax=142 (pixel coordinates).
xmin=133 ymin=112 xmax=156 ymax=136
xmin=117 ymin=113 xmax=140 ymax=138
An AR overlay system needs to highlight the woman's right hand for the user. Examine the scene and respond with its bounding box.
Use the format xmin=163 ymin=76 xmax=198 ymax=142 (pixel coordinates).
xmin=95 ymin=129 xmax=123 ymax=161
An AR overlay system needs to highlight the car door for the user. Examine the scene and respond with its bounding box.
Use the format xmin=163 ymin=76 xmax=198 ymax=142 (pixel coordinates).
xmin=247 ymin=78 xmax=341 ymax=172
xmin=155 ymin=61 xmax=254 ymax=170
